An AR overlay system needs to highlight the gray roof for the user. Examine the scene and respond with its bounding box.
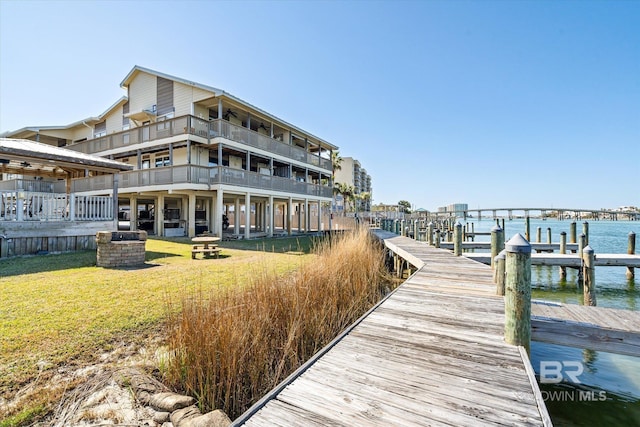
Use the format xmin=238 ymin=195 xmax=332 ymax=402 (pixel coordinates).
xmin=0 ymin=138 xmax=133 ymax=174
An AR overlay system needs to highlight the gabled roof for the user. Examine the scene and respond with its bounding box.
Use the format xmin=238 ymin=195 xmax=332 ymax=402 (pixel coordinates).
xmin=1 ymin=97 xmax=128 ymax=138
xmin=0 ymin=138 xmax=133 ymax=176
xmin=121 ymin=65 xmax=224 ymax=95
xmin=121 ymin=65 xmax=338 ymax=150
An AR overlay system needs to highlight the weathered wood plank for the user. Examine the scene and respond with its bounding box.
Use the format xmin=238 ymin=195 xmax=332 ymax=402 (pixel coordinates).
xmin=234 ymin=231 xmax=550 ymax=426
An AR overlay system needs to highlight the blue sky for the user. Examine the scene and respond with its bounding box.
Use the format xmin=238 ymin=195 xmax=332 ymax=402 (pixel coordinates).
xmin=1 ymin=0 xmax=638 ymax=211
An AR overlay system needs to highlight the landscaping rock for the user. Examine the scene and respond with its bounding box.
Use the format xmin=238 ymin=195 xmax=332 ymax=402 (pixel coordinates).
xmin=169 ymin=404 xmax=201 ymax=425
xmin=152 ymin=410 xmax=171 ymax=423
xmin=150 ymin=391 xmax=196 ymax=412
xmin=180 ymin=409 xmax=232 ymax=427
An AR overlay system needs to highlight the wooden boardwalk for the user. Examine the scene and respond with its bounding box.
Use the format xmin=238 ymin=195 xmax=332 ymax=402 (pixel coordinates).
xmin=234 ymin=231 xmax=552 ymax=426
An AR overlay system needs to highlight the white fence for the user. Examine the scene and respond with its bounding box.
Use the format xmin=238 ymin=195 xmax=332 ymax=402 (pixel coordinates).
xmin=0 ymin=191 xmax=114 ymax=222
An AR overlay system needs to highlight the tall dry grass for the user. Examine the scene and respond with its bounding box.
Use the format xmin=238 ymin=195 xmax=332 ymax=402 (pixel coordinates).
xmin=165 ymin=227 xmax=393 ymax=419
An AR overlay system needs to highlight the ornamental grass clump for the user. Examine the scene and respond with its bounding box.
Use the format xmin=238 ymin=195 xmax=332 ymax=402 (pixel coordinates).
xmin=165 ymin=227 xmax=392 ymax=419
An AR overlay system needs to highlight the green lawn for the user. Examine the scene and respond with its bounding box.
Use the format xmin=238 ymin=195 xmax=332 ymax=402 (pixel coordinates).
xmin=0 ymin=236 xmax=316 ymax=424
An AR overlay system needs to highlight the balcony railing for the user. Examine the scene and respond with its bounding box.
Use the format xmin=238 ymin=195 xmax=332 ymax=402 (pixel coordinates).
xmin=0 ymin=178 xmax=66 ymax=193
xmin=72 ymin=166 xmax=332 ymax=198
xmin=66 ymin=115 xmax=332 ymax=170
xmin=1 ymin=191 xmax=114 ymax=222
xmin=210 ymin=120 xmax=332 ymax=170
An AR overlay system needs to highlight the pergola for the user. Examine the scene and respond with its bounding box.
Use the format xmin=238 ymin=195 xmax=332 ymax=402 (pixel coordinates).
xmin=0 ymin=137 xmax=132 ymax=181
xmin=0 ymin=138 xmax=132 ymax=223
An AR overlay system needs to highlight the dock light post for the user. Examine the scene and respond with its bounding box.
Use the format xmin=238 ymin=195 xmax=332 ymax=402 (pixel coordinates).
xmin=504 ymin=233 xmax=532 ymax=354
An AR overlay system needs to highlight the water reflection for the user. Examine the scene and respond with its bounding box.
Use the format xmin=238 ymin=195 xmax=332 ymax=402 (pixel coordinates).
xmin=531 ymin=342 xmax=640 ymax=427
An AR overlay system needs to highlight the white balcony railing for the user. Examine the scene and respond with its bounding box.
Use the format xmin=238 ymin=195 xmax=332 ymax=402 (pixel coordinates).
xmin=0 ymin=191 xmax=114 ymax=222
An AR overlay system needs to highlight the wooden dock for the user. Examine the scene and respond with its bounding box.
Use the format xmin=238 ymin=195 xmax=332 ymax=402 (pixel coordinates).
xmin=531 ymin=300 xmax=640 ymax=358
xmin=440 ymin=242 xmax=579 ymax=252
xmin=464 ymin=252 xmax=640 ymax=267
xmin=234 ymin=231 xmax=552 ymax=426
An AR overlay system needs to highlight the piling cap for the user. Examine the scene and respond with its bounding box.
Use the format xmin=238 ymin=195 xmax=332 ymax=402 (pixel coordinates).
xmin=455 ymin=221 xmax=462 ymax=227
xmin=505 ymin=233 xmax=531 ymax=253
xmin=630 ymin=231 xmax=636 ymax=236
xmin=491 ymin=225 xmax=502 ymax=232
xmin=495 ymin=249 xmax=507 ymax=261
xmin=428 ymin=222 xmax=434 ymax=226
xmin=583 ymin=245 xmax=594 ymax=254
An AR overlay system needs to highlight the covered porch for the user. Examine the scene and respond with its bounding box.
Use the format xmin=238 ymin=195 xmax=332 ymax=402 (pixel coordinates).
xmin=0 ymin=138 xmax=132 ymax=258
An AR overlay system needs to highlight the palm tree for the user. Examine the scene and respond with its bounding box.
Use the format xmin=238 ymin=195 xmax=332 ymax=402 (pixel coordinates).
xmin=330 ymin=151 xmax=343 ymax=220
xmin=358 ymin=191 xmax=372 ymax=212
xmin=331 ymin=151 xmax=343 ymax=184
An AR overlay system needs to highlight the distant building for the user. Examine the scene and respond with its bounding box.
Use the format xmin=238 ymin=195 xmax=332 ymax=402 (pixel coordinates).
xmin=334 ymin=157 xmax=372 ymax=212
xmin=437 ymin=203 xmax=468 ymax=216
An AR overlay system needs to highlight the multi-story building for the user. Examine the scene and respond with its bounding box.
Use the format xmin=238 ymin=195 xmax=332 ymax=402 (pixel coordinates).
xmin=437 ymin=203 xmax=468 ymax=217
xmin=2 ymin=66 xmax=338 ymax=238
xmin=334 ymin=157 xmax=372 ymax=213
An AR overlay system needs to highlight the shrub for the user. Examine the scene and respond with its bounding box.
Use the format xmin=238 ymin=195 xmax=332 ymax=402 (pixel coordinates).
xmin=165 ymin=227 xmax=392 ymax=419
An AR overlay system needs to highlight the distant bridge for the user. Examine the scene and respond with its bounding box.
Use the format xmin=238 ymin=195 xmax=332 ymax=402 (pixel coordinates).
xmin=456 ymin=207 xmax=639 ymax=221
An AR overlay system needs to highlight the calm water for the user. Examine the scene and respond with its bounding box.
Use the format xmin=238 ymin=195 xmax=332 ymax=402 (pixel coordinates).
xmin=462 ymin=218 xmax=640 ymax=426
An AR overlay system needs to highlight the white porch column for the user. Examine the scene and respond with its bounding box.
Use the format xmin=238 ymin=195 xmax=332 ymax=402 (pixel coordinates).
xmin=234 ymin=197 xmax=241 ymax=236
xmin=156 ymin=195 xmax=165 ymax=237
xmin=188 ymin=193 xmax=196 ymax=237
xmin=287 ymin=197 xmax=293 ymax=236
xmin=129 ymin=196 xmax=138 ymax=231
xmin=216 ymin=189 xmax=223 ymax=237
xmin=305 ymin=199 xmax=309 ymax=233
xmin=268 ymin=195 xmax=274 ymax=237
xmin=245 ymin=192 xmax=251 ymax=239
xmin=112 ymin=173 xmax=119 ymax=230
xmin=318 ymin=201 xmax=322 ymax=231
xmin=297 ymin=202 xmax=302 ymax=232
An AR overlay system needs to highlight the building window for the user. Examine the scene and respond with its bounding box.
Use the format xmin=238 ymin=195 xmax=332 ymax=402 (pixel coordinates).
xmin=155 ymin=155 xmax=170 ymax=168
xmin=94 ymin=121 xmax=107 ymax=138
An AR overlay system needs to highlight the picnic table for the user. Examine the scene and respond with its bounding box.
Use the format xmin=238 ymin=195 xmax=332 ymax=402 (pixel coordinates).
xmin=191 ymin=236 xmax=221 ymax=259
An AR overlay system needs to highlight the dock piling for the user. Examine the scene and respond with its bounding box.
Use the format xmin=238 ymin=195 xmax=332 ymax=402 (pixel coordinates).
xmin=583 ymin=221 xmax=589 ymax=245
xmin=435 ymin=229 xmax=441 ymax=248
xmin=525 ymin=216 xmax=531 ymax=241
xmin=570 ymin=221 xmax=577 ymax=245
xmin=559 ymin=231 xmax=567 ymax=279
xmin=454 ymin=222 xmax=463 ymax=256
xmin=427 ymin=222 xmax=434 ymax=245
xmin=504 ymin=234 xmax=532 ymax=353
xmin=491 ymin=225 xmax=504 ymax=270
xmin=628 ymin=232 xmax=636 ymax=279
xmin=495 ymin=249 xmax=506 ymax=295
xmin=536 ymin=227 xmax=541 ymax=243
xmin=583 ymin=245 xmax=596 ymax=306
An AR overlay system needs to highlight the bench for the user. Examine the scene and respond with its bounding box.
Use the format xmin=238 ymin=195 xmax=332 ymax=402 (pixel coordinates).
xmin=191 ymin=244 xmax=221 ymax=259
